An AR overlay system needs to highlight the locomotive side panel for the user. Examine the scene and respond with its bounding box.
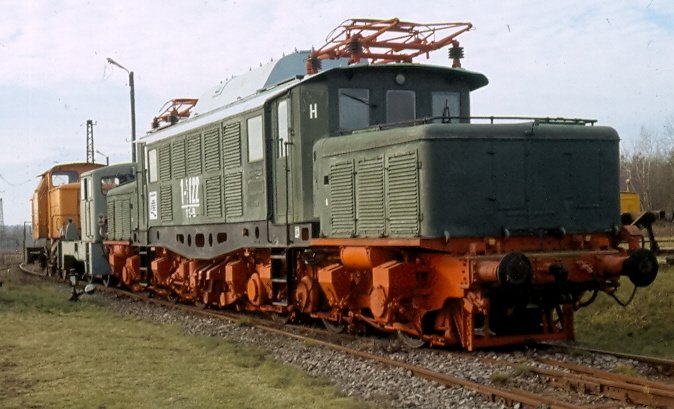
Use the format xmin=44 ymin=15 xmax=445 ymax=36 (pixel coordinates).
xmin=106 ymin=181 xmax=137 ymax=242
xmin=49 ymin=184 xmax=81 ymax=239
xmin=422 ymin=124 xmax=620 ymax=238
xmin=314 ymin=123 xmax=620 ymax=239
xmin=31 ymin=178 xmax=49 ymax=240
xmin=144 ymin=112 xmax=267 ymax=229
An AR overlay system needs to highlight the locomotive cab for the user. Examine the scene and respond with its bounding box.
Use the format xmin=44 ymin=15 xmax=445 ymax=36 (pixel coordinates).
xmin=58 ymin=163 xmax=136 ymax=282
xmin=26 ymin=162 xmax=102 ymax=270
xmin=266 ymin=63 xmax=488 ymax=228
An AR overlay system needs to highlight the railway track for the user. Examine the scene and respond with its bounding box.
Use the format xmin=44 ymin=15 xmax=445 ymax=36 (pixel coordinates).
xmin=471 ymin=354 xmax=674 ymax=408
xmin=17 ymin=261 xmax=674 ymax=408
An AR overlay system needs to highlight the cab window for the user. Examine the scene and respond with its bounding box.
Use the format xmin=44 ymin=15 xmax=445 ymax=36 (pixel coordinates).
xmin=147 ymin=149 xmax=158 ymax=183
xmin=81 ymin=178 xmax=89 ymax=200
xmin=432 ymin=91 xmax=461 ymax=123
xmin=51 ymin=171 xmax=78 ymax=187
xmin=101 ymin=174 xmax=133 ymax=196
xmin=277 ymin=99 xmax=289 ymax=158
xmin=247 ymin=115 xmax=263 ymax=162
xmin=338 ymin=88 xmax=370 ymax=131
xmin=386 ymin=90 xmax=416 ymax=123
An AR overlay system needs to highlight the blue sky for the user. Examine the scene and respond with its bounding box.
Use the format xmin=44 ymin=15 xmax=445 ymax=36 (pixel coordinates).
xmin=1 ymin=0 xmax=673 ymax=224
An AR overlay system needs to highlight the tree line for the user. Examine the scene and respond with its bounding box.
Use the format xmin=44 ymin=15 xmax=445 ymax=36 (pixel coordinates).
xmin=620 ymin=119 xmax=674 ymax=214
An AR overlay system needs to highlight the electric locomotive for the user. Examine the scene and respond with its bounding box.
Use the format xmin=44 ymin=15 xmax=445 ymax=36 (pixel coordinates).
xmin=51 ymin=19 xmax=660 ymax=350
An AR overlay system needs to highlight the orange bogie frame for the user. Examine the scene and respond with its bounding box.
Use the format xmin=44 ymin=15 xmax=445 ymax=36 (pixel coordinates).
xmin=106 ymin=224 xmax=654 ymax=351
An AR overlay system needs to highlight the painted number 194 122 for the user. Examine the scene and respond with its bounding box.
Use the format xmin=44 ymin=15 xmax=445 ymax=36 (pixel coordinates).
xmin=180 ymin=176 xmax=200 ymax=219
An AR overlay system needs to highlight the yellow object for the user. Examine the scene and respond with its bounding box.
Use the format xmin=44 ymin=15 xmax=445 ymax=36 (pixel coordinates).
xmin=31 ymin=163 xmax=103 ymax=240
xmin=620 ymin=192 xmax=641 ymax=215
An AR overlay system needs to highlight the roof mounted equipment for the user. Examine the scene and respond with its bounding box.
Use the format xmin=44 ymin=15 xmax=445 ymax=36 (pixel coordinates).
xmin=151 ymin=98 xmax=199 ymax=129
xmin=306 ymin=18 xmax=473 ymax=74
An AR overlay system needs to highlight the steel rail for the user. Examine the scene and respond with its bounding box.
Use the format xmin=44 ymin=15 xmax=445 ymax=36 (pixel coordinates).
xmin=539 ymin=342 xmax=674 ymax=373
xmin=475 ymin=355 xmax=674 ymax=408
xmin=571 ymin=346 xmax=674 ymax=370
xmin=539 ymin=357 xmax=674 ymax=408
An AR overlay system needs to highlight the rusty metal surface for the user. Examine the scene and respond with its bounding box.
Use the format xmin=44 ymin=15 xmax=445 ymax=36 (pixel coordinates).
xmin=307 ymin=18 xmax=473 ymax=73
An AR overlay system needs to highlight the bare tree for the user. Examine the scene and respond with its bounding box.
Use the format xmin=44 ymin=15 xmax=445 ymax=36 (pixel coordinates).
xmin=621 ymin=121 xmax=674 ymax=213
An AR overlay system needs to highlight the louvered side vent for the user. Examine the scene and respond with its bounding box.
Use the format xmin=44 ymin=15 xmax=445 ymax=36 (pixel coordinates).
xmin=329 ymin=160 xmax=355 ymax=237
xmin=356 ymin=157 xmax=385 ymax=236
xmin=160 ymin=185 xmax=173 ymax=222
xmin=172 ymin=139 xmax=186 ymax=179
xmin=222 ymin=122 xmax=242 ymax=169
xmin=121 ymin=199 xmax=131 ymax=238
xmin=224 ymin=172 xmax=243 ymax=218
xmin=386 ymin=152 xmax=420 ymax=236
xmin=107 ymin=201 xmax=115 ymax=239
xmin=203 ymin=127 xmax=221 ymax=172
xmin=159 ymin=145 xmax=172 ymax=181
xmin=187 ymin=133 xmax=202 ymax=176
xmin=205 ymin=176 xmax=223 ymax=218
xmin=114 ymin=200 xmax=123 ymax=239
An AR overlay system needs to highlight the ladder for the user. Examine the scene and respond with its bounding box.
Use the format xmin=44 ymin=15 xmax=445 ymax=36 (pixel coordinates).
xmin=138 ymin=247 xmax=151 ymax=286
xmin=270 ymin=249 xmax=292 ymax=306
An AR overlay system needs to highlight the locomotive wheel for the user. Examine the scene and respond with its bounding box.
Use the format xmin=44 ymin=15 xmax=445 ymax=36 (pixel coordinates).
xmin=397 ymin=330 xmax=426 ymax=349
xmin=321 ymin=318 xmax=346 ymax=334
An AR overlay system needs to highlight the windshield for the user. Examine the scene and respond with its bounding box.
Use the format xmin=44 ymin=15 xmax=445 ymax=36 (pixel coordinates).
xmin=51 ymin=171 xmax=78 ymax=187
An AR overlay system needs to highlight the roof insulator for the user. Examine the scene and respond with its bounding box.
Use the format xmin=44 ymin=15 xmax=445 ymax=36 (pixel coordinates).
xmin=449 ymin=41 xmax=464 ymax=68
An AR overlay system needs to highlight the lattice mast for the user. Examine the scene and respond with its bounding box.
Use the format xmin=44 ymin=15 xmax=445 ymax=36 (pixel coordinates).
xmin=86 ymin=120 xmax=95 ymax=163
xmin=306 ymin=18 xmax=472 ymax=74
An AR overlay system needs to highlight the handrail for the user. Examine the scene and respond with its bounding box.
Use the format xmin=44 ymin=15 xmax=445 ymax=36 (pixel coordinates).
xmin=342 ymin=115 xmax=597 ymax=135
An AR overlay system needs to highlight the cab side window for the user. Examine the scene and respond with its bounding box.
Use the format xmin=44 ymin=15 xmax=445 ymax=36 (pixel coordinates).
xmin=386 ymin=90 xmax=415 ymax=123
xmin=277 ymin=99 xmax=289 ymax=158
xmin=247 ymin=115 xmax=263 ymax=162
xmin=432 ymin=91 xmax=461 ymax=123
xmin=338 ymin=88 xmax=370 ymax=131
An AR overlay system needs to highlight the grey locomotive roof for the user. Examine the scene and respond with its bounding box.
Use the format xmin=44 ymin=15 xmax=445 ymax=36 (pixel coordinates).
xmin=81 ymin=162 xmax=135 ymax=178
xmin=140 ymin=51 xmax=488 ymax=145
xmin=193 ymin=51 xmax=348 ymax=115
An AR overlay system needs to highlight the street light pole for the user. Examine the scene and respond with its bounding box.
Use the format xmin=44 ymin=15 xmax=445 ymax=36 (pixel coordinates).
xmin=106 ymin=57 xmax=137 ymax=162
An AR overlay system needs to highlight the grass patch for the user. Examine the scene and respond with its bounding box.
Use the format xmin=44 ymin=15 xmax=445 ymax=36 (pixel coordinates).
xmin=611 ymin=362 xmax=639 ymax=377
xmin=511 ymin=363 xmax=533 ymax=377
xmin=0 ymin=269 xmax=372 ymax=409
xmin=575 ymin=265 xmax=674 ymax=358
xmin=235 ymin=316 xmax=254 ymax=327
xmin=489 ymin=371 xmax=510 ymax=385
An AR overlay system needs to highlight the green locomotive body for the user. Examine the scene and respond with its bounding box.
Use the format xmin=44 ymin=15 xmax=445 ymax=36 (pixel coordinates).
xmin=98 ymin=48 xmax=655 ymax=350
